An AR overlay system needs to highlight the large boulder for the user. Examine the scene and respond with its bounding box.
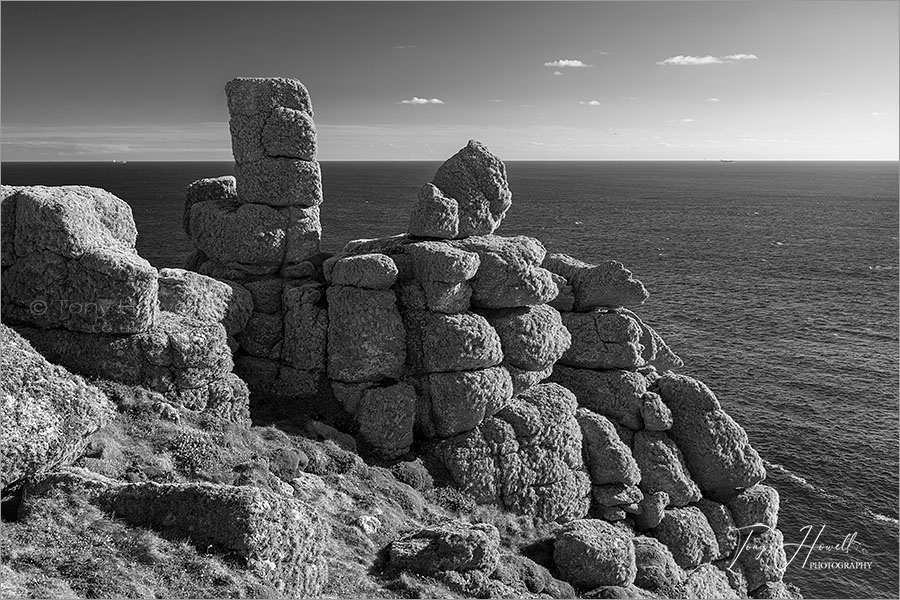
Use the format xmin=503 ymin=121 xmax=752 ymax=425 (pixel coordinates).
xmin=656 ymin=374 xmax=766 ymax=494
xmin=415 ymin=367 xmax=513 ymax=438
xmin=405 ymin=310 xmax=503 ymax=374
xmin=726 ymin=484 xmax=780 ymax=534
xmin=696 ymin=499 xmax=740 ymax=560
xmin=353 ymin=382 xmax=416 ymax=460
xmin=408 ymin=183 xmax=460 ymax=239
xmin=428 ymin=383 xmax=590 ymax=522
xmin=189 ymin=200 xmax=320 ymax=266
xmin=430 ymin=140 xmax=512 ymax=237
xmin=484 ymin=304 xmax=571 ymax=371
xmin=0 ymin=325 xmax=115 ymax=489
xmin=451 ymin=236 xmax=558 ymax=308
xmin=1 ymin=185 xmax=158 ymax=334
xmin=632 ymin=430 xmax=701 ymax=506
xmin=542 ymin=254 xmax=649 ymax=310
xmin=549 ymin=367 xmax=647 ymax=429
xmin=684 ymin=563 xmax=740 ymax=599
xmin=325 ymin=253 xmax=398 ymax=290
xmin=577 ymin=408 xmax=640 ymax=486
xmin=650 ymin=506 xmax=719 ymax=569
xmin=632 ymin=536 xmax=687 ymax=598
xmin=553 ymin=519 xmax=637 ymax=589
xmin=157 ymin=268 xmax=253 ymax=336
xmin=737 ymin=529 xmax=787 ymax=592
xmin=559 ymin=310 xmax=644 ymax=370
xmin=225 ymin=77 xmax=321 ymax=207
xmin=100 ymin=481 xmax=328 ymax=596
xmin=184 ymin=176 xmax=236 ymax=236
xmin=326 ymin=285 xmax=406 ymax=383
xmin=390 ymin=520 xmax=500 ymax=576
xmin=14 ymin=312 xmax=246 ymax=419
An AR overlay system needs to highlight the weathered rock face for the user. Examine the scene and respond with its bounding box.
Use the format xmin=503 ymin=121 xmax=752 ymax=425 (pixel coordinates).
xmin=0 ymin=325 xmax=115 ymax=490
xmin=225 ymin=77 xmax=321 ymax=207
xmin=632 ymin=535 xmax=686 ymax=598
xmin=157 ymin=268 xmax=253 ymax=337
xmin=15 ymin=312 xmax=249 ymax=423
xmin=632 ymin=430 xmax=701 ymax=507
xmin=452 ymin=236 xmax=558 ymax=308
xmin=1 ymin=186 xmax=158 ymax=334
xmin=543 ymin=254 xmax=649 ymax=311
xmin=428 ymin=383 xmax=590 ymax=522
xmin=655 ymin=374 xmax=766 ymax=495
xmin=553 ymin=519 xmax=637 ymax=589
xmin=389 ymin=520 xmax=501 ymax=576
xmin=727 ymin=483 xmax=780 ymax=534
xmin=407 ymin=140 xmax=512 ymax=239
xmin=684 ymin=563 xmax=741 ymax=599
xmin=650 ymin=506 xmax=719 ymax=569
xmin=100 ymin=481 xmax=329 ymax=597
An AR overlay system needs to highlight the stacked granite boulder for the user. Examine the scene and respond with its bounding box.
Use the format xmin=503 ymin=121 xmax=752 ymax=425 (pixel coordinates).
xmin=0 ymin=185 xmax=250 ymax=423
xmin=320 ymin=141 xmax=588 ymax=521
xmin=182 ymin=78 xmax=328 ymax=411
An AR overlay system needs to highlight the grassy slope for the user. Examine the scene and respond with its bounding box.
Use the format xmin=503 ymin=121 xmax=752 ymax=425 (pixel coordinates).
xmin=1 ymin=381 xmax=562 ymax=599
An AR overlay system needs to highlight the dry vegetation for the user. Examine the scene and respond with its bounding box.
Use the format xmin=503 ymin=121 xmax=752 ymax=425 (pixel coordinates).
xmin=1 ymin=380 xmax=563 ymax=599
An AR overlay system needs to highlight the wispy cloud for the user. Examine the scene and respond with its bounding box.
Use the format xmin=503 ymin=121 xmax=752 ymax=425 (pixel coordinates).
xmin=681 ymin=118 xmax=695 ymax=123
xmin=393 ymin=45 xmax=416 ymax=49
xmin=491 ymin=99 xmax=502 ymax=103
xmin=398 ymin=97 xmax=445 ymax=105
xmin=579 ymin=100 xmax=601 ymax=106
xmin=553 ymin=70 xmax=563 ymax=76
xmin=707 ymin=97 xmax=721 ymax=102
xmin=657 ymin=53 xmax=758 ymax=66
xmin=544 ymin=59 xmax=593 ymax=68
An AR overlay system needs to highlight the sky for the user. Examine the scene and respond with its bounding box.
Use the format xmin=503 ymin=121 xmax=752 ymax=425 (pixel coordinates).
xmin=1 ymin=1 xmax=898 ymax=161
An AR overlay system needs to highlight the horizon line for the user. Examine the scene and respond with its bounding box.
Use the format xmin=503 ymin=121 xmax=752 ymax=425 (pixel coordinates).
xmin=2 ymin=158 xmax=898 ymax=164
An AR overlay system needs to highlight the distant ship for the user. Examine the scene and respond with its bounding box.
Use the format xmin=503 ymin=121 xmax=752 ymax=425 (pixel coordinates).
xmin=112 ymin=160 xmax=127 ymax=164
xmin=720 ymin=159 xmax=735 ymax=163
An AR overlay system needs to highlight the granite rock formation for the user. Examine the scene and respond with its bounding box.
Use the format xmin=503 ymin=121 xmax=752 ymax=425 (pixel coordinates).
xmin=0 ymin=76 xmax=801 ymax=599
xmin=1 ymin=185 xmax=250 ymax=423
xmin=0 ymin=325 xmax=115 ymax=490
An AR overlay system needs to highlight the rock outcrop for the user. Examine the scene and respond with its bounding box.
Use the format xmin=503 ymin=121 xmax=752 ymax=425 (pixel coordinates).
xmin=0 ymin=325 xmax=115 ymax=490
xmin=1 ymin=75 xmax=800 ymax=600
xmin=1 ymin=186 xmax=249 ymax=423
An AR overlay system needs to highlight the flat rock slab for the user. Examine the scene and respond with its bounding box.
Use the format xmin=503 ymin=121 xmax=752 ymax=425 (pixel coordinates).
xmin=391 ymin=520 xmax=501 ymax=576
xmin=99 ymin=481 xmax=328 ymax=597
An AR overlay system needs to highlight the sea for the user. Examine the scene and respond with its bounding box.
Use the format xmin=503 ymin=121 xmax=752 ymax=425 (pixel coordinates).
xmin=2 ymin=160 xmax=898 ymax=599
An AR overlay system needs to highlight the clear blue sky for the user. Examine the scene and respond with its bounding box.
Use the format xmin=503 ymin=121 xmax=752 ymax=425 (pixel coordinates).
xmin=2 ymin=1 xmax=897 ymax=160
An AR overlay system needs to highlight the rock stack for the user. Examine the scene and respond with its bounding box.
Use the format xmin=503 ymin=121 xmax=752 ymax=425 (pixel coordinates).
xmin=182 ymin=78 xmax=329 ymax=411
xmin=316 ymin=140 xmax=589 ymax=521
xmin=1 ymin=185 xmax=250 ymax=423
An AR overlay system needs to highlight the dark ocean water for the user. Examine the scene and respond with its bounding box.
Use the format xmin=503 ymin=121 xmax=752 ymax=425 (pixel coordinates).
xmin=3 ymin=160 xmax=898 ymax=599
